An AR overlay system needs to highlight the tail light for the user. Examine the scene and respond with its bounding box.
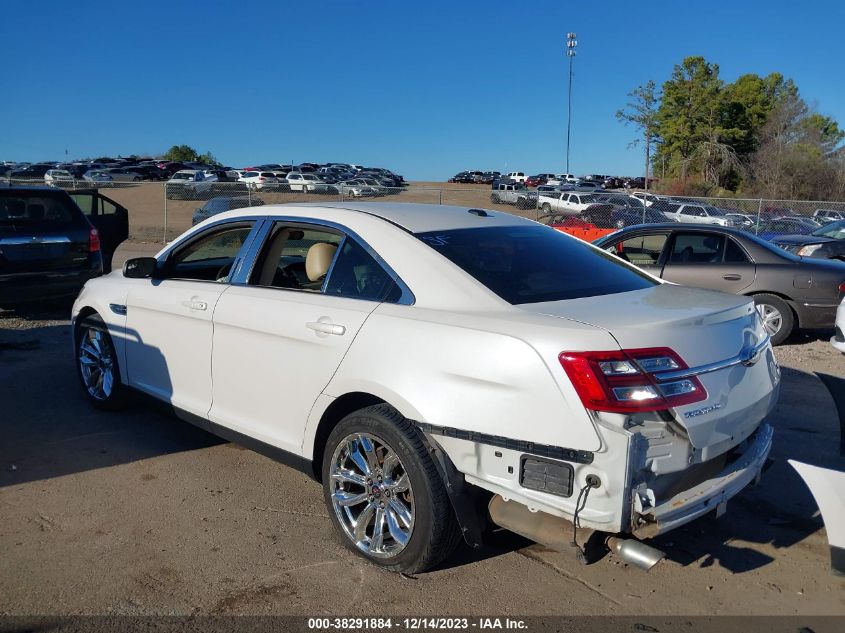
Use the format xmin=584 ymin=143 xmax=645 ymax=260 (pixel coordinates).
xmin=559 ymin=347 xmax=706 ymax=413
xmin=89 ymin=227 xmax=101 ymax=253
xmin=258 ymin=176 xmax=265 ymax=181
xmin=839 ymin=282 xmax=845 ymax=293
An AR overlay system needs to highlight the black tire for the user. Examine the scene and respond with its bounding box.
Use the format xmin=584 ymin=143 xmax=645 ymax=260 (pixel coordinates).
xmin=752 ymin=293 xmax=795 ymax=346
xmin=321 ymin=404 xmax=461 ymax=573
xmin=74 ymin=313 xmax=130 ymax=410
xmin=541 ymin=203 xmax=551 ymax=212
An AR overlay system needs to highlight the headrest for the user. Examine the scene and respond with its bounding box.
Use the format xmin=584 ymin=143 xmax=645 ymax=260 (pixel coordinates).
xmin=305 ymin=242 xmax=338 ymax=282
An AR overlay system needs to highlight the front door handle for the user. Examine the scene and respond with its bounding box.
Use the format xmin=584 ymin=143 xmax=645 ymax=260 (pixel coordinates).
xmin=722 ymin=273 xmax=742 ymax=281
xmin=181 ymin=299 xmax=208 ymax=311
xmin=306 ymin=318 xmax=346 ymax=336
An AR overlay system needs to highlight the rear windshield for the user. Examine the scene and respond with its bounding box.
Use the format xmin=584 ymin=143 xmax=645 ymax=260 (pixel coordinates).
xmin=0 ymin=193 xmax=85 ymax=233
xmin=415 ymin=226 xmax=657 ymax=304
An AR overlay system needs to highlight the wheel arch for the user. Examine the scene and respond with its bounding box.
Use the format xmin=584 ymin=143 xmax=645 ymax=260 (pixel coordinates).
xmin=744 ymin=290 xmax=799 ymax=323
xmin=310 ymin=391 xmax=388 ymax=481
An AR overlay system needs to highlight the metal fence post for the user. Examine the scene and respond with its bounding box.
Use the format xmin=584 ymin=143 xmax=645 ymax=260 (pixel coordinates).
xmin=756 ymin=198 xmax=763 ymax=236
xmin=439 ymin=189 xmax=442 ymax=205
xmin=163 ymin=182 xmax=168 ymax=244
xmin=247 ymin=185 xmax=252 ymax=206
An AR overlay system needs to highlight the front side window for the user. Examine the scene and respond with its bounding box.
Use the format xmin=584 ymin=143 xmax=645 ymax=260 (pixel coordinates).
xmin=416 ymin=226 xmax=657 ymax=304
xmin=166 ymin=223 xmax=254 ymax=282
xmin=610 ymin=233 xmax=668 ymax=266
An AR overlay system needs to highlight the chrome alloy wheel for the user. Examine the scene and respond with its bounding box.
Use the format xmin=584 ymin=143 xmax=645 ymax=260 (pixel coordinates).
xmin=329 ymin=433 xmax=414 ymax=558
xmin=78 ymin=327 xmax=115 ymax=401
xmin=756 ymin=303 xmax=783 ymax=337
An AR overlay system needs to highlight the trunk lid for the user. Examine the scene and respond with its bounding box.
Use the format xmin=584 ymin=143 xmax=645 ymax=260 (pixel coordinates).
xmin=0 ymin=191 xmax=92 ymax=275
xmin=520 ymin=283 xmax=780 ymax=453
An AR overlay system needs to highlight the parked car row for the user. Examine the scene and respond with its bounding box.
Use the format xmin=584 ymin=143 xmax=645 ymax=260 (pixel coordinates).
xmin=594 ymin=223 xmax=845 ymax=345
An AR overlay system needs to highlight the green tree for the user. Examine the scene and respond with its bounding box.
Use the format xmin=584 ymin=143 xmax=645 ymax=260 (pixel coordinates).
xmin=654 ymin=56 xmax=723 ymax=181
xmin=197 ymin=151 xmax=221 ymax=166
xmin=616 ymin=80 xmax=661 ymax=191
xmin=163 ymin=144 xmax=200 ymax=162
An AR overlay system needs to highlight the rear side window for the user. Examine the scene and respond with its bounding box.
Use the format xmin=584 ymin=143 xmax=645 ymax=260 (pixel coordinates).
xmin=0 ymin=193 xmax=85 ymax=233
xmin=324 ymin=238 xmax=395 ymax=302
xmin=416 ymin=226 xmax=657 ymax=304
xmin=669 ymin=233 xmax=725 ymax=263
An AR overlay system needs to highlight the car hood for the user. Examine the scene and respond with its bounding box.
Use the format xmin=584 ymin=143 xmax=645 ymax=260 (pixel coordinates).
xmin=772 ymin=234 xmax=837 ymax=246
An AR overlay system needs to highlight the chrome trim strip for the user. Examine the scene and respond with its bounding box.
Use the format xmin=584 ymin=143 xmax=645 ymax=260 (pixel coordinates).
xmin=0 ymin=236 xmax=72 ymax=245
xmin=651 ymin=336 xmax=771 ymax=382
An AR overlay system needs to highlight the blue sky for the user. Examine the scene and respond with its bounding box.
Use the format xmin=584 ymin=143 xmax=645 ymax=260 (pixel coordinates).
xmin=1 ymin=1 xmax=843 ymax=180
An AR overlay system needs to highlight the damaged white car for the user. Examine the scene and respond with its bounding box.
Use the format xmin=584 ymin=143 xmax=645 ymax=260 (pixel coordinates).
xmin=71 ymin=203 xmax=781 ymax=572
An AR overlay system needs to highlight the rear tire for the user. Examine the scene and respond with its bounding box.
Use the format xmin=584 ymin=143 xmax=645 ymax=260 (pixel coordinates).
xmin=753 ymin=294 xmax=794 ymax=346
xmin=75 ymin=314 xmax=129 ymax=410
xmin=541 ymin=203 xmax=551 ymax=212
xmin=322 ymin=404 xmax=461 ymax=573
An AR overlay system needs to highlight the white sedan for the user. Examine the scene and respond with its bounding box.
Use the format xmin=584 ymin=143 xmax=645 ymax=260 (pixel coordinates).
xmin=72 ymin=203 xmax=780 ymax=573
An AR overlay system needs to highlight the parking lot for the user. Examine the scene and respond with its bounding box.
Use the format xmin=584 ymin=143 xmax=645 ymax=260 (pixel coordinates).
xmin=0 ymin=238 xmax=843 ymax=616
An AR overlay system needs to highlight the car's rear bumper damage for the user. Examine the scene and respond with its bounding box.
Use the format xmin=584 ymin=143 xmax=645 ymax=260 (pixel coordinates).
xmin=632 ymin=422 xmax=773 ymax=538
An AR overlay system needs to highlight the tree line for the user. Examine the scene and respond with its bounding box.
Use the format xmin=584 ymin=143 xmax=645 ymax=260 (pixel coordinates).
xmin=617 ymin=56 xmax=845 ymax=201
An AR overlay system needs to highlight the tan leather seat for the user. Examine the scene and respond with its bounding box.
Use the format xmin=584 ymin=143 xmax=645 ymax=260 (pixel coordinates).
xmin=305 ymin=242 xmax=338 ymax=282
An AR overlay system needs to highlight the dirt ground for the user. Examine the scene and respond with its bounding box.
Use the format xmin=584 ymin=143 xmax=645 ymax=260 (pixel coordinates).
xmin=1 ymin=200 xmax=844 ymax=616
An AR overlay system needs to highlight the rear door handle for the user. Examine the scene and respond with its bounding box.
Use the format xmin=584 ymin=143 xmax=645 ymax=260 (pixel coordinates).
xmin=181 ymin=300 xmax=208 ymax=311
xmin=306 ymin=319 xmax=346 ymax=336
xmin=722 ymin=274 xmax=742 ymax=281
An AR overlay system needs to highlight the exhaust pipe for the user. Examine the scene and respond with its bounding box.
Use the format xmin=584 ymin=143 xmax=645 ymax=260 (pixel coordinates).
xmin=605 ymin=536 xmax=665 ymax=571
xmin=488 ymin=495 xmax=665 ymax=570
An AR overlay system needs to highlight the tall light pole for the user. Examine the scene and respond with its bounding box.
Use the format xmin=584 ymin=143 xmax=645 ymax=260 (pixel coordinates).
xmin=565 ymin=33 xmax=577 ymax=176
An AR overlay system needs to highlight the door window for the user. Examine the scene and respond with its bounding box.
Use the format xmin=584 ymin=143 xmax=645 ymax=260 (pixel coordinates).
xmin=324 ymin=238 xmax=396 ymax=301
xmin=610 ymin=234 xmax=668 ymax=266
xmin=251 ymin=222 xmax=403 ymax=302
xmin=165 ymin=223 xmax=254 ymax=282
xmin=253 ymin=226 xmax=343 ymax=290
xmin=669 ymin=233 xmax=725 ymax=263
xmin=100 ymin=198 xmax=118 ymax=215
xmin=724 ymin=238 xmax=750 ymax=263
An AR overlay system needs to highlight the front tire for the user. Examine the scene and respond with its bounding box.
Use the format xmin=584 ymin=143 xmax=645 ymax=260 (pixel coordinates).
xmin=322 ymin=404 xmax=460 ymax=573
xmin=753 ymin=293 xmax=795 ymax=345
xmin=75 ymin=314 xmax=129 ymax=410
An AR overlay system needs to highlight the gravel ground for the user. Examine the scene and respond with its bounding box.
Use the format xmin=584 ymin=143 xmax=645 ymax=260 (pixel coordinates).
xmin=1 ymin=269 xmax=843 ymax=616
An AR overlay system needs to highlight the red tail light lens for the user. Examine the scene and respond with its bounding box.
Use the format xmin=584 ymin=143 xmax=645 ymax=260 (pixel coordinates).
xmin=839 ymin=282 xmax=845 ymax=293
xmin=559 ymin=347 xmax=706 ymax=413
xmin=89 ymin=227 xmax=100 ymax=253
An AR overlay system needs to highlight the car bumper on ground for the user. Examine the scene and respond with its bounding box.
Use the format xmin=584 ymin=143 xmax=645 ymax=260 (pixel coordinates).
xmin=632 ymin=423 xmax=773 ymax=538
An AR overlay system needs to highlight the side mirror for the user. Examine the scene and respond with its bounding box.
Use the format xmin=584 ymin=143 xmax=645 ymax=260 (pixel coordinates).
xmin=123 ymin=257 xmax=157 ymax=279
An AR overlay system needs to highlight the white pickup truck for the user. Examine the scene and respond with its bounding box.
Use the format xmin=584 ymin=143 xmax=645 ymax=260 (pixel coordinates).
xmin=538 ymin=191 xmax=602 ymax=214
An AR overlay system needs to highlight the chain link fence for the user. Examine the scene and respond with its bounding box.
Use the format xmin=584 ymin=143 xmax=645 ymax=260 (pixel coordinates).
xmin=4 ymin=177 xmax=844 ymax=247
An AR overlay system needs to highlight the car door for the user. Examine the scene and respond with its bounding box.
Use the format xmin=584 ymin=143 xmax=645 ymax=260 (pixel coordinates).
xmin=660 ymin=231 xmax=756 ymax=293
xmin=69 ymin=190 xmax=128 ymax=273
xmin=603 ymin=231 xmax=670 ymax=277
xmin=123 ymin=220 xmax=260 ymax=417
xmin=209 ymin=220 xmax=403 ymax=453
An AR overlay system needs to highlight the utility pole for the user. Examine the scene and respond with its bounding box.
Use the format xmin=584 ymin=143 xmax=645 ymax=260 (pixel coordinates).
xmin=566 ymin=33 xmax=578 ymax=176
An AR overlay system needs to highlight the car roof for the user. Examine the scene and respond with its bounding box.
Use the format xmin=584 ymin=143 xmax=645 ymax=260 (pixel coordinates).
xmin=257 ymin=202 xmax=533 ymax=233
